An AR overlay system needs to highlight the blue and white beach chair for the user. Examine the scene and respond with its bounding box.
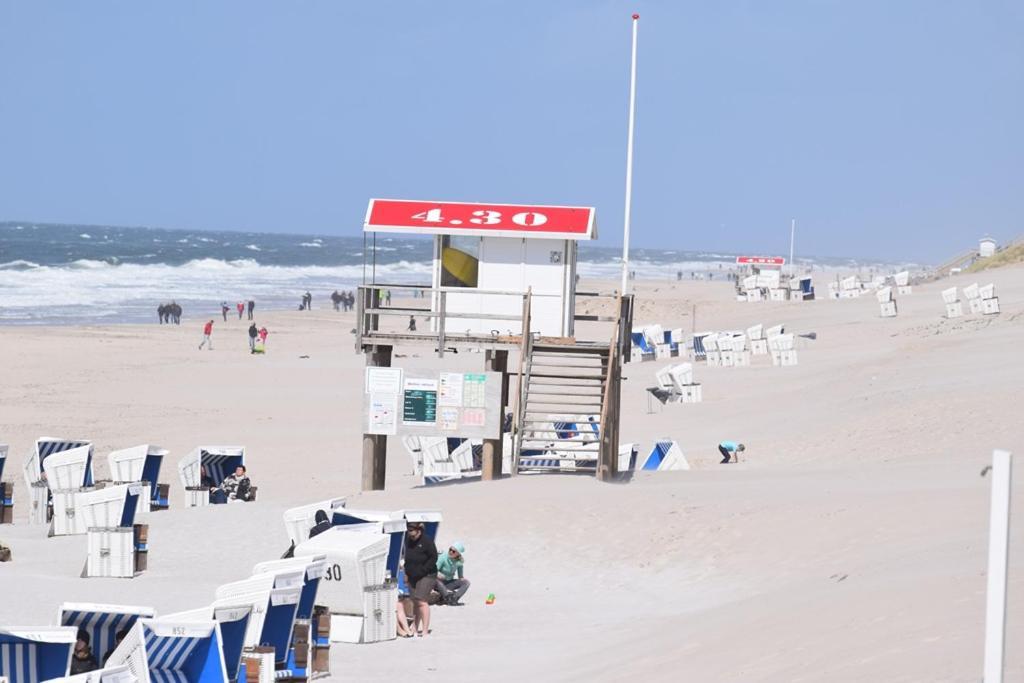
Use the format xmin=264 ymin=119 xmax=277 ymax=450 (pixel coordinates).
xmin=57 ymin=603 xmax=155 ymax=665
xmin=108 ymin=445 xmax=168 ymax=512
xmin=157 ymin=604 xmax=252 ymax=683
xmin=640 ymin=440 xmax=690 ymax=471
xmin=282 ymin=496 xmax=347 ymax=547
xmin=0 ymin=627 xmax=76 ymax=682
xmin=177 ymin=446 xmax=245 ymax=507
xmin=105 ymin=619 xmax=229 ymax=682
xmin=215 ymin=574 xmax=303 ymax=667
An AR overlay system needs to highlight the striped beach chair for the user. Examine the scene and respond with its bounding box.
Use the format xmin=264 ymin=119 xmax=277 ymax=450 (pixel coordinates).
xmin=157 ymin=604 xmax=252 ymax=683
xmin=108 ymin=445 xmax=169 ymax=512
xmin=58 ymin=603 xmax=155 ymax=666
xmin=640 ymin=440 xmax=690 ymax=471
xmin=105 ymin=619 xmax=229 ymax=682
xmin=177 ymin=446 xmax=245 ymax=507
xmin=215 ymin=574 xmax=303 ymax=666
xmin=0 ymin=627 xmax=76 ymax=682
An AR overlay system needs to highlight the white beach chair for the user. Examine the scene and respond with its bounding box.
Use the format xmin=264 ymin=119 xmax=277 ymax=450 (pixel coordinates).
xmin=894 ymin=270 xmax=910 ymax=287
xmin=876 ymin=286 xmax=893 ymax=303
xmin=108 ymin=444 xmax=168 ymax=513
xmin=941 ymin=286 xmax=959 ymax=304
xmin=283 ymin=497 xmax=347 ymax=547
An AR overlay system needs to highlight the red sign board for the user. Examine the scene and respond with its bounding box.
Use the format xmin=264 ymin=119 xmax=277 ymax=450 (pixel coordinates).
xmin=736 ymin=256 xmax=786 ymax=266
xmin=364 ymin=199 xmax=596 ymax=240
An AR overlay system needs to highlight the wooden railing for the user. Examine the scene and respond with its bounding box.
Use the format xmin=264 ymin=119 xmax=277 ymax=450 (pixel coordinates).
xmin=596 ymin=298 xmax=623 ymax=482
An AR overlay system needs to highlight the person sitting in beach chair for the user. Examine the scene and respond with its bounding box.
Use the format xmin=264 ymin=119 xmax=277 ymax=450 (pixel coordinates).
xmin=435 ymin=541 xmax=470 ymax=606
xmin=718 ymin=441 xmax=745 ymax=464
xmin=210 ymin=465 xmax=254 ymax=503
xmin=308 ymin=509 xmax=332 ymax=539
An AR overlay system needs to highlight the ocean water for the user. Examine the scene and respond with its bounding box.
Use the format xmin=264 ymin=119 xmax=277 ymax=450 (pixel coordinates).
xmin=0 ymin=222 xmax=903 ymax=325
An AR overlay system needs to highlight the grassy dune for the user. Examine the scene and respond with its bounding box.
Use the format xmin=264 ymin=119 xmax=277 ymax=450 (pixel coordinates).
xmin=965 ymin=240 xmax=1024 ymax=273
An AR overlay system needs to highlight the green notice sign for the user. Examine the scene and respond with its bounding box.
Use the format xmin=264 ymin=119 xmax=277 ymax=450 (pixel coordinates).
xmin=402 ymin=377 xmax=438 ymax=425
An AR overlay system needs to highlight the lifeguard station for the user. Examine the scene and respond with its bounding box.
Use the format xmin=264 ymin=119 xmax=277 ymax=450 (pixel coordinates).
xmin=356 ymin=199 xmax=633 ymax=489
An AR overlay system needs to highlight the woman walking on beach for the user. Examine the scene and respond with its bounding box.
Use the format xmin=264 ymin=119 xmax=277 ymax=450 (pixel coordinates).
xmin=404 ymin=522 xmax=438 ymax=637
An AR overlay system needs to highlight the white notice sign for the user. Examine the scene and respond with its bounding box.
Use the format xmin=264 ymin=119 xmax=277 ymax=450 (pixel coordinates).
xmin=439 ymin=372 xmax=464 ymax=407
xmin=368 ymin=393 xmax=398 ymax=435
xmin=365 ymin=367 xmax=403 ymax=395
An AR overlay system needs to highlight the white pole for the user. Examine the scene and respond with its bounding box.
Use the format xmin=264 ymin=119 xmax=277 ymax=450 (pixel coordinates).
xmin=620 ymin=13 xmax=639 ymax=295
xmin=789 ymin=218 xmax=796 ymax=276
xmin=984 ymin=449 xmax=1013 ymax=683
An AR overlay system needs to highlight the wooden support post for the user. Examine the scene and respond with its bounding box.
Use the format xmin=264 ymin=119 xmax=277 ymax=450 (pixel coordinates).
xmin=361 ymin=345 xmax=392 ymax=491
xmin=482 ymin=350 xmax=509 ymax=481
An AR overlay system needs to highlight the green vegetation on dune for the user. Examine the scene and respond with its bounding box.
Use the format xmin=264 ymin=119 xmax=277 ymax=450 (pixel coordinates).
xmin=965 ymin=241 xmax=1024 ymax=273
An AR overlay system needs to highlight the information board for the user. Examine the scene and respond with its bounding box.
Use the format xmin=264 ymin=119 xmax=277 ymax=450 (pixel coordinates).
xmin=363 ymin=367 xmax=502 ymax=439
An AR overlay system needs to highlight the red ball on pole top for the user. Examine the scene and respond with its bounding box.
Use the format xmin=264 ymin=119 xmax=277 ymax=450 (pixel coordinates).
xmin=632 ymin=13 xmax=639 ymax=20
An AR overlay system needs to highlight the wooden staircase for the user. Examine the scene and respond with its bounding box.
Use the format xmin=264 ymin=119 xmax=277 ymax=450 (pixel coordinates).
xmin=513 ymin=342 xmax=612 ymax=473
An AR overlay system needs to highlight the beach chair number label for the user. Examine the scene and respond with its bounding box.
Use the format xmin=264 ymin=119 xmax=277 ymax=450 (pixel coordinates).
xmin=411 ymin=208 xmax=548 ymax=228
xmin=172 ymin=627 xmax=187 ymax=636
xmin=322 ymin=564 xmax=343 ymax=582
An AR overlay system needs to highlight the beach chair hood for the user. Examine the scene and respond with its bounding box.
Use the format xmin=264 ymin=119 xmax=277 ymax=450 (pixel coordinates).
xmin=108 ymin=445 xmax=167 ymax=500
xmin=252 ymin=556 xmax=328 ymax=620
xmin=42 ymin=444 xmax=94 ymax=490
xmin=157 ymin=605 xmax=251 ymax=683
xmin=106 ymin=619 xmax=228 ymax=683
xmin=178 ymin=446 xmax=244 ymax=489
xmin=58 ymin=602 xmax=155 ymax=664
xmin=282 ymin=497 xmax=346 ymax=546
xmin=0 ymin=626 xmax=76 ymax=683
xmin=294 ymin=527 xmax=390 ymax=615
xmin=77 ymin=484 xmax=143 ymax=530
xmin=214 ymin=577 xmax=302 ymax=664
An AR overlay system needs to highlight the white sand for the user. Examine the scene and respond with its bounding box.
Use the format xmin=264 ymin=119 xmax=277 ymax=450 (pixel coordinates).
xmin=1 ymin=266 xmax=1022 ymax=681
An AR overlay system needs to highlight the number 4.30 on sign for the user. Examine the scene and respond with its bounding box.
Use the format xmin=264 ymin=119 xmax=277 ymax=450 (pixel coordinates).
xmin=411 ymin=208 xmax=548 ymax=227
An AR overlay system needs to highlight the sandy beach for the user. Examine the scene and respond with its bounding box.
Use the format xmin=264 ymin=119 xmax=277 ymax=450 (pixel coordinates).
xmin=1 ymin=266 xmax=1022 ymax=681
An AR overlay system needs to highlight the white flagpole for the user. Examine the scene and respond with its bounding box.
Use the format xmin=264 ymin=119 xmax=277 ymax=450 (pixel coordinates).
xmin=789 ymin=218 xmax=796 ymax=275
xmin=984 ymin=449 xmax=1012 ymax=683
xmin=621 ymin=13 xmax=639 ymax=295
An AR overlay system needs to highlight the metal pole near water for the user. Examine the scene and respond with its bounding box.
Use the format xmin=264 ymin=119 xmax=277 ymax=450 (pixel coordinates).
xmin=620 ymin=13 xmax=639 ymax=295
xmin=789 ymin=218 xmax=796 ymax=275
xmin=984 ymin=449 xmax=1012 ymax=682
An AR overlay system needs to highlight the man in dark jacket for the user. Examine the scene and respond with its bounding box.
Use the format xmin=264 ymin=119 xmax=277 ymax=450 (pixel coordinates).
xmin=404 ymin=522 xmax=438 ymax=637
xmin=248 ymin=323 xmax=258 ymax=353
xmin=69 ymin=629 xmax=99 ymax=674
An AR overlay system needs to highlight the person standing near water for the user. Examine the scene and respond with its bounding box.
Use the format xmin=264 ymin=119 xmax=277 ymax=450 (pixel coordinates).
xmin=236 ymin=301 xmax=245 ymax=319
xmin=199 ymin=320 xmax=214 ymax=350
xmin=221 ymin=302 xmax=229 ymax=321
xmin=247 ymin=299 xmax=255 ymax=320
xmin=248 ymin=323 xmax=258 ymax=354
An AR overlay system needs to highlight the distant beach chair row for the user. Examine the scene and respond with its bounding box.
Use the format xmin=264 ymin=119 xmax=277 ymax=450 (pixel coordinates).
xmin=828 ymin=270 xmax=913 ymax=300
xmin=943 ymin=282 xmax=1000 ymax=318
xmin=692 ymin=324 xmax=797 ymax=367
xmin=2 ymin=498 xmax=448 ymax=681
xmin=737 ymin=274 xmax=814 ymax=302
xmin=10 ymin=439 xmax=258 ymax=535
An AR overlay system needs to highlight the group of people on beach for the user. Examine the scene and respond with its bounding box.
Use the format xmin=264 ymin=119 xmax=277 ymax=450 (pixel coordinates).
xmin=156 ymin=302 xmax=182 ymax=324
xmin=197 ymin=318 xmax=268 ymax=354
xmin=396 ymin=521 xmax=470 ymax=638
xmin=69 ymin=627 xmax=128 ymax=674
xmin=331 ymin=290 xmax=356 ymax=311
xmin=221 ymin=300 xmax=256 ymax=321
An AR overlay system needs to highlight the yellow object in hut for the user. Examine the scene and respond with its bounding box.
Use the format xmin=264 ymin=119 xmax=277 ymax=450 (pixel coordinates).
xmin=441 ymin=247 xmax=479 ymax=287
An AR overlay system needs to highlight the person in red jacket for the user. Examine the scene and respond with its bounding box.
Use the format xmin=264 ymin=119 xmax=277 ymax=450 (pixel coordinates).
xmin=199 ymin=320 xmax=214 ymax=350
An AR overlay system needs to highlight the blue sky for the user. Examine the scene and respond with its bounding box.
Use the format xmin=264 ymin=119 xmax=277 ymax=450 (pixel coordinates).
xmin=1 ymin=1 xmax=1021 ymax=261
